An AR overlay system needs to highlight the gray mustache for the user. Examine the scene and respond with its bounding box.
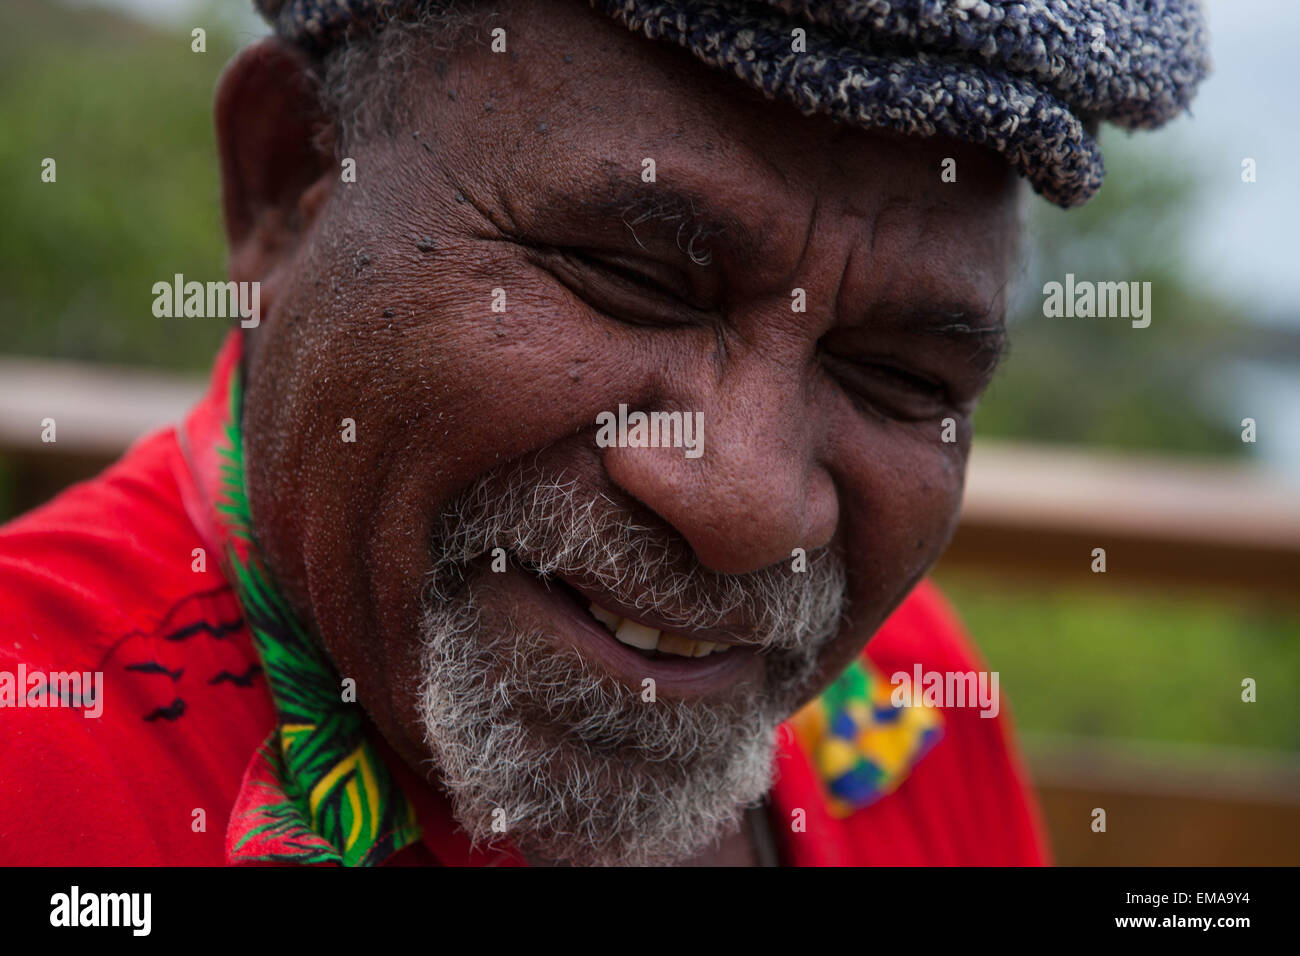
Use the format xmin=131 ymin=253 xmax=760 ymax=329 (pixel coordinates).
xmin=426 ymin=462 xmax=848 ymax=653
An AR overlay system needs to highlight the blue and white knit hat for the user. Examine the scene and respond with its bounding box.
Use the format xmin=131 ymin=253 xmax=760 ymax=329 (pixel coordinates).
xmin=254 ymin=0 xmax=1211 ymax=208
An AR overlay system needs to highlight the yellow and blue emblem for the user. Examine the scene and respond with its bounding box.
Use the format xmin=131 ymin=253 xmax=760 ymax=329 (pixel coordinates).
xmin=790 ymin=657 xmax=943 ymax=818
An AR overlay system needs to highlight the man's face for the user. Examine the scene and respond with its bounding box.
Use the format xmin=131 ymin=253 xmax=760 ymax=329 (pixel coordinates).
xmin=232 ymin=1 xmax=1020 ymax=864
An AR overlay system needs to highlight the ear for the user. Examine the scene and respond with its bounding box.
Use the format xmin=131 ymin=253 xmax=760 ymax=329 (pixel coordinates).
xmin=215 ymin=38 xmax=335 ymax=286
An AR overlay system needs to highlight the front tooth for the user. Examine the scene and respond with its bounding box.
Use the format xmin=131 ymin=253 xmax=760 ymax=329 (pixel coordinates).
xmin=656 ymin=633 xmax=697 ymax=657
xmin=614 ymin=619 xmax=660 ymax=650
xmin=692 ymin=641 xmax=716 ymax=657
xmin=588 ymin=602 xmax=621 ymax=633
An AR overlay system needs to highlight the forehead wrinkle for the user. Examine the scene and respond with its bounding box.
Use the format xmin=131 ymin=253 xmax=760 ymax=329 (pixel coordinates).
xmin=865 ymin=191 xmax=1007 ymax=291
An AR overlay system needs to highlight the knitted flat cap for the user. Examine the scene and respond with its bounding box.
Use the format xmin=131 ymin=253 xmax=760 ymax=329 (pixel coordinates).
xmin=254 ymin=0 xmax=1210 ymax=208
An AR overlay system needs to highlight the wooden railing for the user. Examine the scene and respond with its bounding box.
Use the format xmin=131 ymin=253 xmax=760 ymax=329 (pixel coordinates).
xmin=1024 ymin=735 xmax=1300 ymax=866
xmin=0 ymin=356 xmax=206 ymax=516
xmin=948 ymin=442 xmax=1300 ymax=601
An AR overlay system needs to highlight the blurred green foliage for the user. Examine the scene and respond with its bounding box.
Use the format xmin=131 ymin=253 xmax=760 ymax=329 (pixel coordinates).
xmin=0 ymin=0 xmax=243 ymax=371
xmin=975 ymin=137 xmax=1245 ymax=457
xmin=936 ymin=572 xmax=1300 ymax=752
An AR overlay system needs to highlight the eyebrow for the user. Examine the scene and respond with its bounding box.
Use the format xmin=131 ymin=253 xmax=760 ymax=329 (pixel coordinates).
xmin=564 ymin=177 xmax=764 ymax=267
xmin=895 ymin=305 xmax=1010 ymax=375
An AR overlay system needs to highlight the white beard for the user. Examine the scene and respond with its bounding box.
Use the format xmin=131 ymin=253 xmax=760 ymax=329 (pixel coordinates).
xmin=415 ymin=463 xmax=846 ymax=866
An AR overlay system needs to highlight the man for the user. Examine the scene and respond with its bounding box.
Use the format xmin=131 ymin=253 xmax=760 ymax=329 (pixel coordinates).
xmin=0 ymin=0 xmax=1206 ymax=866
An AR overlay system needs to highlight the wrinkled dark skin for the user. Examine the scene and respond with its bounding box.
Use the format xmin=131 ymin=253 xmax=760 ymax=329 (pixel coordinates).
xmin=215 ymin=0 xmax=1020 ymax=864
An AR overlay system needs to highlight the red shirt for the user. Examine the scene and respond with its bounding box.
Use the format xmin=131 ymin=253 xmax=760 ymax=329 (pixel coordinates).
xmin=0 ymin=339 xmax=1049 ymax=866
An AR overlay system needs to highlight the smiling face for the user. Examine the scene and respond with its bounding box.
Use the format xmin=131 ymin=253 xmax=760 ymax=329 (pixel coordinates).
xmin=218 ymin=0 xmax=1021 ymax=865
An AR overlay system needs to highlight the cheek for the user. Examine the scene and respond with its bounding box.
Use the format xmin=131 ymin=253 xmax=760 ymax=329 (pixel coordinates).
xmin=245 ymin=240 xmax=668 ymax=667
xmin=794 ymin=416 xmax=965 ymax=707
xmin=376 ymin=260 xmax=650 ymax=488
xmin=831 ymin=419 xmax=967 ymax=622
xmin=264 ymin=242 xmax=637 ymax=506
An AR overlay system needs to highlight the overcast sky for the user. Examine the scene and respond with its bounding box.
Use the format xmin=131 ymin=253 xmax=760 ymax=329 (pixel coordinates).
xmin=1174 ymin=0 xmax=1300 ymax=325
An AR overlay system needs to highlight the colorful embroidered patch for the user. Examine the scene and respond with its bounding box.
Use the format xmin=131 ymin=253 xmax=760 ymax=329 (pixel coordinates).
xmin=789 ymin=657 xmax=943 ymax=818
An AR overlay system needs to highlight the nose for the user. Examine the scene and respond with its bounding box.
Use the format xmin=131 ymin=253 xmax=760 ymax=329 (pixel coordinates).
xmin=600 ymin=344 xmax=838 ymax=576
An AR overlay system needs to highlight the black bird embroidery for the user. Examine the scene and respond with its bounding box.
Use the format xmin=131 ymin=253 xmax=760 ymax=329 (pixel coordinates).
xmin=143 ymin=698 xmax=186 ymax=722
xmin=208 ymin=664 xmax=262 ymax=688
xmin=125 ymin=662 xmax=183 ymax=681
xmin=163 ymin=618 xmax=243 ymax=642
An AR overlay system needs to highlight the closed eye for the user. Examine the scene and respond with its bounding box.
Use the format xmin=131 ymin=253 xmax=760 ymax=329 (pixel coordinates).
xmin=819 ymin=351 xmax=952 ymax=421
xmin=568 ymin=249 xmax=706 ymax=305
xmin=541 ymin=246 xmax=718 ymax=328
